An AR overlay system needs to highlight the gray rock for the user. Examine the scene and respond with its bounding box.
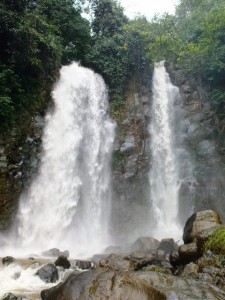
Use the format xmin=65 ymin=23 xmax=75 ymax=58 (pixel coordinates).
xmin=54 ymin=256 xmax=71 ymax=269
xmin=41 ymin=269 xmax=225 ymax=300
xmin=99 ymin=253 xmax=132 ymax=271
xmin=36 ymin=263 xmax=59 ymax=283
xmin=2 ymin=256 xmax=15 ymax=266
xmin=183 ymin=210 xmax=222 ymax=244
xmin=158 ymin=239 xmax=177 ymax=256
xmin=181 ymin=262 xmax=199 ymax=277
xmin=179 ymin=242 xmax=200 ymax=263
xmin=73 ymin=260 xmax=92 ymax=270
xmin=131 ymin=236 xmax=160 ymax=253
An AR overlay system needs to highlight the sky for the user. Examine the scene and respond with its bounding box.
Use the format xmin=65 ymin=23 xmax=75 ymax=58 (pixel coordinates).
xmin=119 ymin=0 xmax=179 ymax=20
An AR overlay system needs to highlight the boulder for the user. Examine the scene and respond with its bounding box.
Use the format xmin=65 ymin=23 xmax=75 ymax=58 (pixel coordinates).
xmin=54 ymin=256 xmax=70 ymax=269
xmin=131 ymin=236 xmax=160 ymax=253
xmin=42 ymin=248 xmax=69 ymax=258
xmin=181 ymin=262 xmax=199 ymax=278
xmin=179 ymin=242 xmax=200 ymax=264
xmin=73 ymin=260 xmax=92 ymax=270
xmin=36 ymin=263 xmax=59 ymax=283
xmin=196 ymin=225 xmax=225 ymax=255
xmin=183 ymin=210 xmax=222 ymax=244
xmin=41 ymin=269 xmax=225 ymax=300
xmin=99 ymin=253 xmax=132 ymax=272
xmin=2 ymin=256 xmax=15 ymax=266
xmin=157 ymin=239 xmax=177 ymax=260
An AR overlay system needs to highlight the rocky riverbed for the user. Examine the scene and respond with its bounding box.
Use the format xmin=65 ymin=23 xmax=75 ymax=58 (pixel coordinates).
xmin=1 ymin=209 xmax=225 ymax=300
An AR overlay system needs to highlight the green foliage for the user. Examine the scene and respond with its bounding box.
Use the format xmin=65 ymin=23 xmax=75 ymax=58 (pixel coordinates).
xmin=91 ymin=0 xmax=128 ymax=37
xmin=211 ymin=90 xmax=225 ymax=106
xmin=110 ymin=96 xmax=126 ymax=122
xmin=0 ymin=0 xmax=91 ymax=128
xmin=204 ymin=228 xmax=225 ymax=255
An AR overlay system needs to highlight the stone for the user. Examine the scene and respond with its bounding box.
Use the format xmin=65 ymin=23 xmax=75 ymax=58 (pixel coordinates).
xmin=130 ymin=251 xmax=146 ymax=260
xmin=54 ymin=256 xmax=71 ymax=269
xmin=170 ymin=249 xmax=182 ymax=267
xmin=42 ymin=248 xmax=69 ymax=258
xmin=181 ymin=262 xmax=199 ymax=278
xmin=2 ymin=294 xmax=29 ymax=300
xmin=41 ymin=269 xmax=225 ymax=300
xmin=36 ymin=263 xmax=59 ymax=283
xmin=196 ymin=225 xmax=225 ymax=255
xmin=179 ymin=242 xmax=200 ymax=264
xmin=131 ymin=236 xmax=160 ymax=253
xmin=99 ymin=253 xmax=132 ymax=271
xmin=2 ymin=256 xmax=15 ymax=266
xmin=158 ymin=239 xmax=177 ymax=259
xmin=73 ymin=260 xmax=92 ymax=270
xmin=183 ymin=210 xmax=222 ymax=244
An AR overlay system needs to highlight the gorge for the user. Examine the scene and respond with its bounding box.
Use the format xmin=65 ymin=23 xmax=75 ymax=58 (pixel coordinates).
xmin=2 ymin=61 xmax=225 ymax=299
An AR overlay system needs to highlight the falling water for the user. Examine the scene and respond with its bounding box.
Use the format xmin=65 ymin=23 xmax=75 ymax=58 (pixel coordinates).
xmin=149 ymin=61 xmax=183 ymax=240
xmin=5 ymin=63 xmax=115 ymax=257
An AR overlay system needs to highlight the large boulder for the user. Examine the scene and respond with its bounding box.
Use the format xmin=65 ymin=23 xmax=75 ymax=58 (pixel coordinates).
xmin=183 ymin=210 xmax=222 ymax=244
xmin=36 ymin=263 xmax=59 ymax=283
xmin=179 ymin=242 xmax=200 ymax=264
xmin=157 ymin=239 xmax=177 ymax=260
xmin=41 ymin=269 xmax=225 ymax=300
xmin=99 ymin=253 xmax=133 ymax=271
xmin=54 ymin=256 xmax=70 ymax=269
xmin=131 ymin=236 xmax=160 ymax=253
xmin=73 ymin=260 xmax=92 ymax=270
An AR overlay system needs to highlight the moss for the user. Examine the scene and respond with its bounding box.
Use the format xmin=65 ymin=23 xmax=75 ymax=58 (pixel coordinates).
xmin=110 ymin=96 xmax=126 ymax=123
xmin=204 ymin=228 xmax=225 ymax=255
xmin=112 ymin=151 xmax=128 ymax=168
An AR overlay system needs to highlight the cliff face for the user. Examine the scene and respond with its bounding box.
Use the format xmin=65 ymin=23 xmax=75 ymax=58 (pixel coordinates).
xmin=168 ymin=67 xmax=225 ymax=221
xmin=111 ymin=68 xmax=153 ymax=243
xmin=111 ymin=65 xmax=225 ymax=243
xmin=1 ymin=66 xmax=225 ymax=236
xmin=0 ymin=113 xmax=44 ymax=230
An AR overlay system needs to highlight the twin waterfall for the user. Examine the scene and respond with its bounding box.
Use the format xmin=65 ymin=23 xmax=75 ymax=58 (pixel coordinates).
xmin=3 ymin=62 xmax=188 ymax=257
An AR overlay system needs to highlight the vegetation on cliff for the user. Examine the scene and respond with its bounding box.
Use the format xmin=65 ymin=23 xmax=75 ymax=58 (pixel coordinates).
xmin=1 ymin=0 xmax=225 ymax=127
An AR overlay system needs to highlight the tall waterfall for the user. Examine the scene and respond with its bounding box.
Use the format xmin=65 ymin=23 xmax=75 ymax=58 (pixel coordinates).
xmin=10 ymin=63 xmax=115 ymax=257
xmin=149 ymin=61 xmax=184 ymax=240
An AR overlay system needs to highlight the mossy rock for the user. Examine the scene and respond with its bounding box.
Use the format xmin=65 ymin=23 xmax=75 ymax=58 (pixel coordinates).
xmin=204 ymin=228 xmax=225 ymax=255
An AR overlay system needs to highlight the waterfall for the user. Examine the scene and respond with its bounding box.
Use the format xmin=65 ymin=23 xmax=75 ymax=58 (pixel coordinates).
xmin=7 ymin=63 xmax=115 ymax=257
xmin=149 ymin=61 xmax=189 ymax=240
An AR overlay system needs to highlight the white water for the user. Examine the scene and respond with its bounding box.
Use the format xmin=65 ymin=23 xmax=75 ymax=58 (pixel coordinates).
xmin=2 ymin=62 xmax=115 ymax=258
xmin=149 ymin=61 xmax=182 ymax=240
